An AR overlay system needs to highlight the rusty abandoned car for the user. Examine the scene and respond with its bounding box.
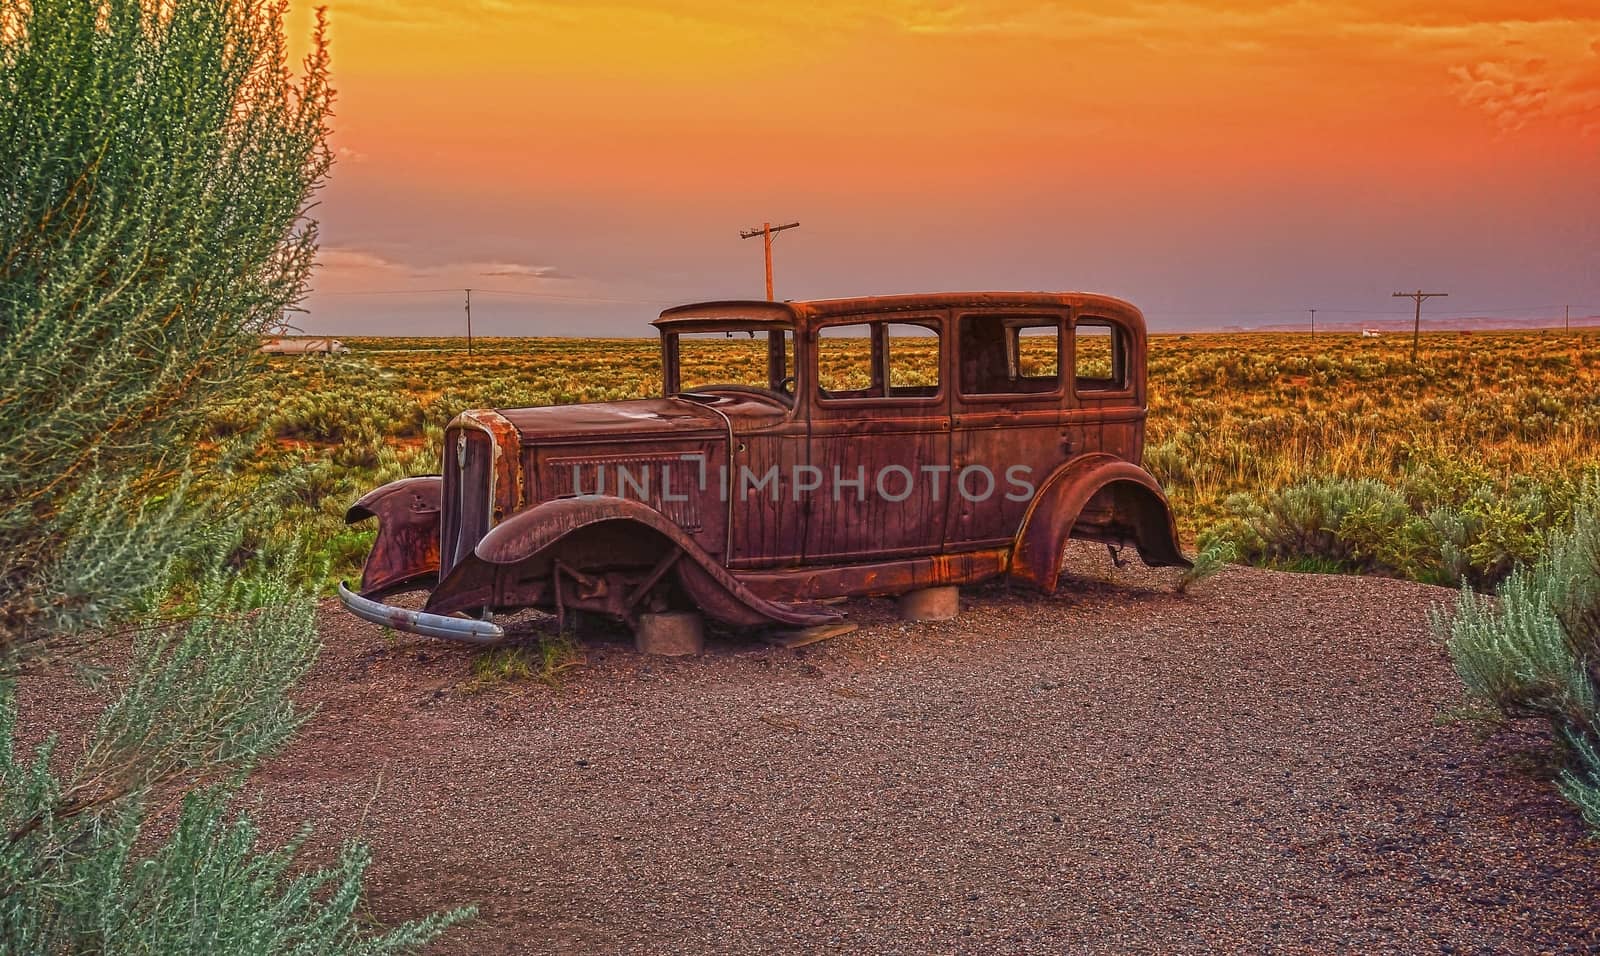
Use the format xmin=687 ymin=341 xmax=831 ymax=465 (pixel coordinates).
xmin=338 ymin=292 xmax=1189 ymax=648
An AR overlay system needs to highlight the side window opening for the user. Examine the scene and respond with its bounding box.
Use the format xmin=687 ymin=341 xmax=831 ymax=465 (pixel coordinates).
xmin=817 ymin=323 xmax=876 ymax=397
xmin=1073 ymin=319 xmax=1128 ymax=392
xmin=958 ymin=314 xmax=1060 ymax=396
xmin=818 ymin=321 xmax=940 ymax=400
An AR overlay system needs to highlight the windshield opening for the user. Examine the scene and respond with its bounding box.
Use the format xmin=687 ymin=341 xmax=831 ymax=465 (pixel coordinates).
xmin=664 ymin=323 xmax=796 ymax=399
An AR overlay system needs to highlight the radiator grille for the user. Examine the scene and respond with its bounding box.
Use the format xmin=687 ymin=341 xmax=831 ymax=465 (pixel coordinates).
xmin=440 ymin=428 xmax=494 ymax=575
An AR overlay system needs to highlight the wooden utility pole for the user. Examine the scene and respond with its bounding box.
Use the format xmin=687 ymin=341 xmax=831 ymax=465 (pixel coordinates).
xmin=739 ymin=221 xmax=800 ymax=300
xmin=1566 ymin=304 xmax=1571 ymax=333
xmin=464 ymin=288 xmax=473 ymax=356
xmin=1393 ymin=289 xmax=1447 ymax=363
xmin=1309 ymin=308 xmax=1317 ymax=340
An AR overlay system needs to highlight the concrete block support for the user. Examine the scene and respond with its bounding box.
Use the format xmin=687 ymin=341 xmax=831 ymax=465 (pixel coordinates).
xmin=897 ymin=586 xmax=960 ymax=622
xmin=635 ymin=611 xmax=705 ymax=656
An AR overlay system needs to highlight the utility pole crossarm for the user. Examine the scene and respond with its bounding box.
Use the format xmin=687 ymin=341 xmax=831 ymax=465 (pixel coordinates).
xmin=738 ymin=221 xmax=800 ymax=239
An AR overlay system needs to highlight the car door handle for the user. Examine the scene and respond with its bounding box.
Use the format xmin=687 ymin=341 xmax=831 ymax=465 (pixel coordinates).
xmin=1059 ymin=432 xmax=1078 ymax=453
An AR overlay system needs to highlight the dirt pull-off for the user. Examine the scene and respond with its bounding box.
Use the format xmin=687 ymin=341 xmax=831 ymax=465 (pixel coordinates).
xmin=29 ymin=553 xmax=1600 ymax=953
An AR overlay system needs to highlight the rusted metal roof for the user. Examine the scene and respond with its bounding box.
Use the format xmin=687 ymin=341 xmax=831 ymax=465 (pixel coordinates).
xmin=654 ymin=292 xmax=1145 ymax=333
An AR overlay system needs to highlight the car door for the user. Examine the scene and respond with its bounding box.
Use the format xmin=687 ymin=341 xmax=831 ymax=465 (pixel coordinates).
xmin=802 ymin=311 xmax=951 ymax=562
xmin=1070 ymin=312 xmax=1142 ymax=461
xmin=947 ymin=309 xmax=1069 ymax=547
xmin=725 ymin=331 xmax=807 ymax=566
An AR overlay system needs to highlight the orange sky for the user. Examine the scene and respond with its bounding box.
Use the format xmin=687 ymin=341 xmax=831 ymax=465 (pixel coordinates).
xmin=291 ymin=1 xmax=1600 ymax=334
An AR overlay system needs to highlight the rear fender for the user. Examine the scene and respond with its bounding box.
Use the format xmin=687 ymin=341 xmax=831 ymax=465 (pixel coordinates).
xmin=426 ymin=496 xmax=840 ymax=628
xmin=1010 ymin=454 xmax=1189 ymax=592
xmin=346 ymin=476 xmax=441 ymax=597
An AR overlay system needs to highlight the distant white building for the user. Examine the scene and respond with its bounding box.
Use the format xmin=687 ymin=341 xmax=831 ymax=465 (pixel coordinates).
xmin=1361 ymin=328 xmax=1382 ymax=338
xmin=261 ymin=336 xmax=347 ymax=354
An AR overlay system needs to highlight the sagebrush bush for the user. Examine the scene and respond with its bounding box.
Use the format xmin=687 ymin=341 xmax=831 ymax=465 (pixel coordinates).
xmin=1 ymin=1 xmax=467 ymax=949
xmin=0 ymin=0 xmax=331 ymax=648
xmin=1201 ymin=468 xmax=1584 ymax=589
xmin=1204 ymin=478 xmax=1440 ymax=579
xmin=1439 ymin=484 xmax=1600 ymax=828
xmin=0 ymin=569 xmax=472 ymax=952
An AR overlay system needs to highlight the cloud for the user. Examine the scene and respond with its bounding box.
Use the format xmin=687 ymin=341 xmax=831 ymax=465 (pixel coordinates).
xmin=314 ymin=246 xmax=575 ymax=290
xmin=316 ymin=247 xmax=400 ymax=274
xmin=1445 ymin=27 xmax=1600 ymax=133
xmin=477 ymin=262 xmax=572 ymax=279
xmin=327 ymin=1 xmax=526 ymax=31
xmin=879 ymin=2 xmax=1600 ymax=134
xmin=1451 ymin=60 xmax=1550 ymax=131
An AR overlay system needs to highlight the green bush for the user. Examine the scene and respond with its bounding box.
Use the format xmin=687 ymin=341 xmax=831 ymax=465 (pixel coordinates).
xmin=1439 ymin=485 xmax=1600 ymax=828
xmin=1 ymin=0 xmax=333 ymax=647
xmin=1204 ymin=478 xmax=1440 ymax=579
xmin=1 ymin=1 xmax=468 ymax=948
xmin=1205 ymin=470 xmax=1583 ymax=589
xmin=0 ymin=570 xmax=472 ymax=951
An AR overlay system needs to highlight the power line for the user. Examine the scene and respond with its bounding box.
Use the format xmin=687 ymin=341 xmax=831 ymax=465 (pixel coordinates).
xmin=314 ymin=285 xmax=1594 ymax=317
xmin=472 ymin=289 xmax=676 ymax=305
xmin=316 ymin=287 xmax=675 ymax=306
xmin=318 ymin=287 xmax=462 ymax=296
xmin=1149 ymin=302 xmax=1581 ymax=317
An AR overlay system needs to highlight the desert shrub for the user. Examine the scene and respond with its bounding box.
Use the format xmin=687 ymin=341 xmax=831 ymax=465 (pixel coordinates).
xmin=0 ymin=569 xmax=471 ymax=951
xmin=1430 ymin=491 xmax=1554 ymax=590
xmin=0 ymin=1 xmax=466 ymax=948
xmin=1204 ymin=465 xmax=1588 ymax=589
xmin=1204 ymin=478 xmax=1440 ymax=578
xmin=1176 ymin=539 xmax=1234 ymax=594
xmin=1439 ymin=485 xmax=1600 ymax=829
xmin=0 ymin=0 xmax=333 ymax=646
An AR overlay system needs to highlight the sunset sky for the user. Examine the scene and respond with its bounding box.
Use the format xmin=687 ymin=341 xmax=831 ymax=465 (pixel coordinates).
xmin=288 ymin=1 xmax=1600 ymax=336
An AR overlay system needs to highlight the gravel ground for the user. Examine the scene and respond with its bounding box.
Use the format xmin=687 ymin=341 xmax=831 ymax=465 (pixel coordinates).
xmin=22 ymin=549 xmax=1600 ymax=953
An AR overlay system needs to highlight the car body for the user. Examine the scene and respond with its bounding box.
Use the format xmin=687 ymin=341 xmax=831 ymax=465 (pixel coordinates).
xmin=338 ymin=292 xmax=1188 ymax=642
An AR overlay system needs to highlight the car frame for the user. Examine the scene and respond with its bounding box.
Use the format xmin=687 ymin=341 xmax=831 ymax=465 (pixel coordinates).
xmin=338 ymin=292 xmax=1189 ymax=643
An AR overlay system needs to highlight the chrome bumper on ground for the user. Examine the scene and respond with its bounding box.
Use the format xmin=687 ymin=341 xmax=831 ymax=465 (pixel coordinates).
xmin=337 ymin=582 xmax=505 ymax=644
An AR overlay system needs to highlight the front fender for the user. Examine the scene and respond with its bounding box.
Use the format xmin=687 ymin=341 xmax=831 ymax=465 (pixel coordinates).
xmin=426 ymin=496 xmax=840 ymax=628
xmin=346 ymin=476 xmax=441 ymax=597
xmin=1010 ymin=454 xmax=1189 ymax=592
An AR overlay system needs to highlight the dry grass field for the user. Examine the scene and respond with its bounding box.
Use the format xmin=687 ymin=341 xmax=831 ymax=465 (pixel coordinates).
xmin=224 ymin=329 xmax=1600 ymax=591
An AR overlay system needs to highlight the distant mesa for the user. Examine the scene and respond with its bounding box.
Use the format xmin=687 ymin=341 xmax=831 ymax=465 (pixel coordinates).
xmin=261 ymin=336 xmax=347 ymax=354
xmin=1204 ymin=313 xmax=1600 ymax=335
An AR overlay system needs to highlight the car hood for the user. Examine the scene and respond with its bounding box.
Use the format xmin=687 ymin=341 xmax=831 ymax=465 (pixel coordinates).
xmin=495 ymin=397 xmax=728 ymax=443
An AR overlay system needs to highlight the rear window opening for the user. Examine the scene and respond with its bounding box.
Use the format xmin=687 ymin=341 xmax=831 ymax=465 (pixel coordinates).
xmin=1074 ymin=319 xmax=1129 ymax=392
